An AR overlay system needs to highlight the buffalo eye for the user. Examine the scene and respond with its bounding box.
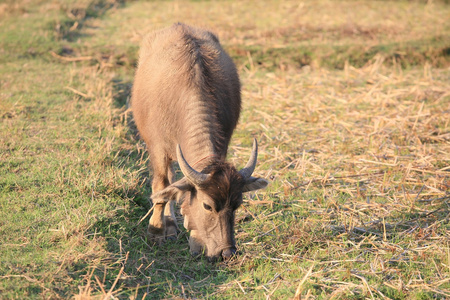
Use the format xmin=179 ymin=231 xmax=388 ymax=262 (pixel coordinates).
xmin=203 ymin=203 xmax=213 ymax=211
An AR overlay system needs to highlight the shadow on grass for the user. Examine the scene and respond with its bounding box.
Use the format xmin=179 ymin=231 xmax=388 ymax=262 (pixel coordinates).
xmin=88 ymin=205 xmax=230 ymax=298
xmin=55 ymin=0 xmax=127 ymax=42
xmin=330 ymin=195 xmax=450 ymax=242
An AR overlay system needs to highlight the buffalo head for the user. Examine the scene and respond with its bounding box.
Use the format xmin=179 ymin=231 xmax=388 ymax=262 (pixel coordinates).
xmin=151 ymin=139 xmax=268 ymax=261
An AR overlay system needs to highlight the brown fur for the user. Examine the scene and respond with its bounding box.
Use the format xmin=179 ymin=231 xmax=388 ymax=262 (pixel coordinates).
xmin=198 ymin=162 xmax=245 ymax=211
xmin=132 ymin=22 xmax=241 ymax=168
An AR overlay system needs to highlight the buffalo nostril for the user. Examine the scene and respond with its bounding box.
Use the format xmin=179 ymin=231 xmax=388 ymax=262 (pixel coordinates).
xmin=222 ymin=248 xmax=236 ymax=260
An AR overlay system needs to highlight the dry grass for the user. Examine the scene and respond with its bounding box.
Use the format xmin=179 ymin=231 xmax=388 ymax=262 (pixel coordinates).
xmin=86 ymin=0 xmax=450 ymax=69
xmin=223 ymin=56 xmax=449 ymax=298
xmin=98 ymin=1 xmax=449 ymax=44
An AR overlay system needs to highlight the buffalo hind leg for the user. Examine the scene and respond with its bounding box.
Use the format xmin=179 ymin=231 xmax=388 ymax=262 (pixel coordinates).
xmin=163 ymin=163 xmax=178 ymax=240
xmin=148 ymin=153 xmax=170 ymax=244
xmin=164 ymin=201 xmax=178 ymax=239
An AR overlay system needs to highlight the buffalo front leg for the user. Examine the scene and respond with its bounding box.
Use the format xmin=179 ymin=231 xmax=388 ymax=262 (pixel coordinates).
xmin=149 ymin=200 xmax=178 ymax=241
xmin=148 ymin=202 xmax=166 ymax=244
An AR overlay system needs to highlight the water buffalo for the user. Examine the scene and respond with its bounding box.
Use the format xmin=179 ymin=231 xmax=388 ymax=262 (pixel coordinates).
xmin=131 ymin=23 xmax=268 ymax=261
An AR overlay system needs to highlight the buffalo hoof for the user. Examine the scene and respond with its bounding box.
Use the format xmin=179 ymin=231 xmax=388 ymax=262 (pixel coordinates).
xmin=165 ymin=220 xmax=179 ymax=240
xmin=166 ymin=235 xmax=177 ymax=241
xmin=221 ymin=248 xmax=236 ymax=260
xmin=207 ymin=256 xmax=220 ymax=263
xmin=147 ymin=223 xmax=179 ymax=244
xmin=147 ymin=233 xmax=165 ymax=245
xmin=190 ymin=251 xmax=201 ymax=258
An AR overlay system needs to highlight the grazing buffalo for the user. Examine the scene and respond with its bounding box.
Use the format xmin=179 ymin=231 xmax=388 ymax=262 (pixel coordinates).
xmin=131 ymin=23 xmax=268 ymax=261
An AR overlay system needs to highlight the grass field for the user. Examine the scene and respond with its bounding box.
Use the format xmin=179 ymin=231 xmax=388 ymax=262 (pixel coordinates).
xmin=1 ymin=0 xmax=449 ymax=299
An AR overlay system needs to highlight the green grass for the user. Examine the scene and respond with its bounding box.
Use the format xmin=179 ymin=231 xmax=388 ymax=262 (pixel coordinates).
xmin=1 ymin=0 xmax=449 ymax=299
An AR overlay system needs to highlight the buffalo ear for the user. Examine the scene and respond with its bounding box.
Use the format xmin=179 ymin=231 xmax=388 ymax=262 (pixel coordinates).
xmin=151 ymin=178 xmax=193 ymax=203
xmin=243 ymin=177 xmax=269 ymax=192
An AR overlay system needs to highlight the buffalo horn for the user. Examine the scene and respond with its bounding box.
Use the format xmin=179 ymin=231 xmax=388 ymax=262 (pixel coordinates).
xmin=239 ymin=138 xmax=258 ymax=179
xmin=176 ymin=144 xmax=210 ymax=186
